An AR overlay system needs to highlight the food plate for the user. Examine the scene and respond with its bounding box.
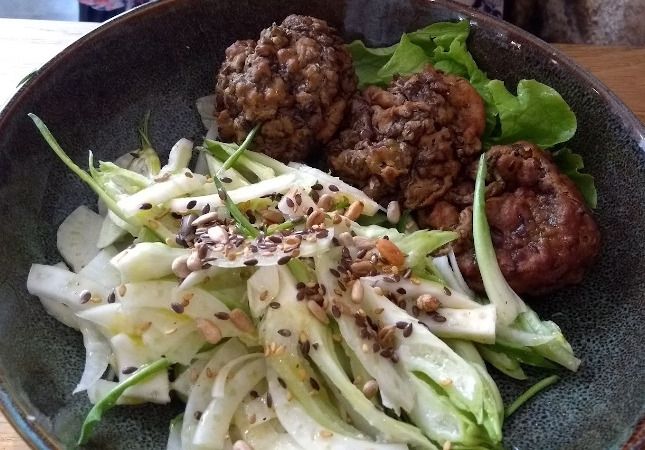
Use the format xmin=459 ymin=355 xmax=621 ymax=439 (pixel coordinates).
xmin=0 ymin=0 xmax=643 ymax=449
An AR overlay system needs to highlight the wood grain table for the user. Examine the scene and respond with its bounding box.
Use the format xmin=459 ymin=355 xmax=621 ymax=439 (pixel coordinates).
xmin=0 ymin=17 xmax=644 ymax=450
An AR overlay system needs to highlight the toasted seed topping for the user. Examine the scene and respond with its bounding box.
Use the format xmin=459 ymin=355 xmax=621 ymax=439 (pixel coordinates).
xmin=269 ymin=301 xmax=280 ymax=309
xmin=107 ymin=290 xmax=116 ymax=304
xmin=277 ymin=255 xmax=291 ymax=265
xmin=309 ymin=377 xmax=321 ymax=391
xmin=351 ymin=281 xmax=364 ymax=303
xmin=350 ymin=260 xmax=373 ymax=277
xmin=317 ymin=194 xmax=334 ymax=211
xmin=186 ymin=200 xmax=197 ymax=210
xmin=214 ymin=311 xmax=230 ymax=320
xmin=416 ymin=294 xmax=441 ymax=313
xmin=196 ymin=318 xmax=223 ymax=344
xmin=278 ymin=377 xmax=287 ymax=388
xmin=344 ymin=201 xmax=364 ymax=221
xmin=266 ymin=393 xmax=273 ymax=408
xmin=139 ymin=202 xmax=153 ymax=210
xmin=397 ymin=287 xmax=407 ymax=295
xmin=244 ymin=258 xmax=258 ymax=266
xmin=230 ymin=308 xmax=254 ymax=333
xmin=79 ymin=290 xmax=92 ymax=304
xmin=331 ymin=304 xmax=341 ymax=318
xmin=285 ymin=197 xmax=295 ymax=208
xmin=277 ymin=329 xmax=292 ymax=337
xmin=403 ymin=322 xmax=413 ymax=338
xmin=443 ymin=286 xmax=452 ymax=296
xmin=362 ymin=379 xmax=379 ymax=398
xmin=328 ymin=184 xmax=339 ymax=192
xmin=221 ymin=176 xmax=232 ymax=183
xmin=432 ymin=313 xmax=447 ymax=323
xmin=329 ymin=268 xmax=340 ymax=277
xmin=376 ymin=239 xmax=405 ymax=266
xmin=171 ymin=302 xmax=185 ymax=314
xmin=307 ymin=300 xmax=329 ymax=324
xmin=312 ymin=183 xmax=323 ymax=190
xmin=121 ymin=366 xmax=138 ymax=375
xmin=249 ymin=390 xmax=258 ymax=398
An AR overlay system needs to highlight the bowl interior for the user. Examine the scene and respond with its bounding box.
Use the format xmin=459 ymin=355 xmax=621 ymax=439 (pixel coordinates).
xmin=0 ymin=0 xmax=643 ymax=448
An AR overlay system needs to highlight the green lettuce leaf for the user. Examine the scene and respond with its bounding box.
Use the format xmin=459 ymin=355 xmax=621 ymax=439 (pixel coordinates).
xmin=552 ymin=148 xmax=598 ymax=208
xmin=487 ymin=79 xmax=577 ymax=148
xmin=348 ymin=20 xmax=577 ymax=149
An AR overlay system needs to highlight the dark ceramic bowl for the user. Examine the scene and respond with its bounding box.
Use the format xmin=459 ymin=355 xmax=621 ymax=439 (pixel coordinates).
xmin=0 ymin=0 xmax=643 ymax=449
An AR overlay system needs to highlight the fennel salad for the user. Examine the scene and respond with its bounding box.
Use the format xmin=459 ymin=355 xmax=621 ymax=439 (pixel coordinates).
xmin=26 ymin=19 xmax=585 ymax=450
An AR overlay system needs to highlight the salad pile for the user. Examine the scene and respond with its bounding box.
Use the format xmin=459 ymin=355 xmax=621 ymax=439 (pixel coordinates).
xmin=26 ymin=19 xmax=587 ymax=450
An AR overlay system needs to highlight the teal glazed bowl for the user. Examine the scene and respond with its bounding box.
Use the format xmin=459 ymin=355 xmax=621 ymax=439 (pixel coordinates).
xmin=0 ymin=0 xmax=643 ymax=448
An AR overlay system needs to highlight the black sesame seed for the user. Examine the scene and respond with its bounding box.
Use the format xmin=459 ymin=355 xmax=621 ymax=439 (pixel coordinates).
xmin=372 ymin=342 xmax=381 ymax=352
xmin=217 ymin=190 xmax=226 ymax=201
xmin=171 ymin=212 xmax=183 ymax=219
xmin=186 ymin=200 xmax=197 ymax=210
xmin=391 ymin=352 xmax=400 ymax=363
xmin=194 ymin=411 xmax=202 ymax=420
xmin=201 ymin=204 xmax=211 ymax=214
xmin=312 ymin=183 xmax=323 ymax=190
xmin=269 ymin=302 xmax=281 ymax=309
xmin=266 ymin=393 xmax=273 ymax=408
xmin=380 ymin=349 xmax=393 ymax=358
xmin=250 ymin=390 xmax=259 ymax=398
xmin=329 ymin=268 xmax=340 ymax=277
xmin=356 ymin=248 xmax=368 ymax=259
xmin=328 ymin=184 xmax=339 ymax=192
xmin=285 ymin=197 xmax=295 ymax=208
xmin=121 ymin=366 xmax=138 ymax=375
xmin=306 ymin=207 xmax=314 ymax=215
xmin=221 ymin=176 xmax=232 ymax=183
xmin=244 ymin=259 xmax=258 ymax=266
xmin=403 ymin=323 xmax=413 ymax=337
xmin=278 ymin=377 xmax=287 ymax=388
xmin=412 ymin=305 xmax=420 ymax=317
xmin=139 ymin=202 xmax=153 ymax=210
xmin=299 ymin=339 xmax=310 ymax=355
xmin=277 ymin=255 xmax=291 ymax=265
xmin=79 ymin=290 xmax=91 ymax=304
xmin=331 ymin=304 xmax=341 ymax=318
xmin=309 ymin=377 xmax=320 ymax=391
xmin=269 ymin=235 xmax=282 ymax=243
xmin=443 ymin=286 xmax=452 ymax=296
xmin=396 ymin=287 xmax=407 ymax=295
xmin=296 ymin=282 xmax=306 ymax=290
xmin=294 ymin=194 xmax=302 ymax=205
xmin=312 ymin=343 xmax=319 ymax=350
xmin=214 ymin=312 xmax=230 ymax=320
xmin=171 ymin=303 xmax=185 ymax=314
xmin=296 ymin=291 xmax=305 ymax=301
xmin=311 ymin=191 xmax=320 ymax=202
xmin=278 ymin=329 xmax=292 ymax=337
xmin=107 ymin=290 xmax=116 ymax=304
xmin=316 ymin=229 xmax=329 ymax=239
xmin=395 ymin=321 xmax=408 ymax=329
xmin=433 ymin=314 xmax=447 ymax=323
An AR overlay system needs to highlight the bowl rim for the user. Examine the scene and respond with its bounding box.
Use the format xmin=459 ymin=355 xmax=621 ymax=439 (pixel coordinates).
xmin=0 ymin=0 xmax=643 ymax=448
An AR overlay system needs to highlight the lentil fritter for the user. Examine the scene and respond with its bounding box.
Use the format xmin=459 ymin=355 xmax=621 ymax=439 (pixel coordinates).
xmin=215 ymin=14 xmax=356 ymax=162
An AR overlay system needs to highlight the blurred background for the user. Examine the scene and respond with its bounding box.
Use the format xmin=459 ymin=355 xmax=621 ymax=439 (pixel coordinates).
xmin=0 ymin=0 xmax=642 ymax=44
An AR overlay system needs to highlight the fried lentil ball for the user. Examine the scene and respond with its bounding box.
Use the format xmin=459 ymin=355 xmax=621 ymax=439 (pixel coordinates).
xmin=327 ymin=65 xmax=486 ymax=209
xmin=418 ymin=141 xmax=601 ymax=294
xmin=215 ymin=14 xmax=357 ymax=162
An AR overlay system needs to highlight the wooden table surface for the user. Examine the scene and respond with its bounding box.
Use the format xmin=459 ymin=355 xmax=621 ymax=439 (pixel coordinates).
xmin=0 ymin=17 xmax=644 ymax=450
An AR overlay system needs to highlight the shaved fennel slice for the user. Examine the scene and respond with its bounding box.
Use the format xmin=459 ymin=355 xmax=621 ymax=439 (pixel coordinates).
xmin=166 ymin=414 xmax=183 ymax=450
xmin=178 ymin=265 xmax=224 ymax=291
xmin=40 ymin=297 xmax=80 ymax=330
xmin=287 ymin=162 xmax=383 ymax=215
xmin=74 ymin=319 xmax=111 ymax=394
xmin=314 ymin=251 xmax=414 ymax=413
xmin=416 ymin=305 xmax=497 ymax=344
xmin=433 ymin=253 xmax=475 ymax=298
xmin=57 ymin=205 xmax=103 ymax=272
xmin=212 ymin=353 xmax=263 ymax=398
xmin=110 ymin=243 xmax=189 ymax=283
xmin=168 ymin=173 xmax=299 ymax=213
xmin=362 ymin=275 xmax=480 ymax=309
xmin=118 ymin=171 xmax=206 ymax=217
xmin=361 ymin=282 xmax=485 ymax=422
xmin=27 ymin=264 xmax=111 ymax=311
xmin=247 ymin=266 xmax=280 ymax=319
xmin=196 ymin=95 xmax=216 ymax=130
xmin=267 ymin=371 xmax=409 ymax=450
xmin=159 ymin=138 xmax=194 ymax=175
xmin=192 ymin=359 xmax=266 ymax=448
xmin=116 ymin=281 xmax=246 ymax=338
xmin=182 ymin=339 xmax=247 ymax=448
xmin=78 ymin=246 xmax=120 ymax=289
xmin=204 ymin=152 xmax=250 ymax=189
xmin=448 ymin=250 xmax=475 ymax=298
xmin=110 ymin=333 xmax=171 ymax=404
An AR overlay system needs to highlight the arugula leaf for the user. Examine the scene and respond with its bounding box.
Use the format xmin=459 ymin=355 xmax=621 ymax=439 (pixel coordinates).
xmin=552 ymin=148 xmax=597 ymax=208
xmin=77 ymin=358 xmax=171 ymax=445
xmin=487 ymin=79 xmax=577 ymax=148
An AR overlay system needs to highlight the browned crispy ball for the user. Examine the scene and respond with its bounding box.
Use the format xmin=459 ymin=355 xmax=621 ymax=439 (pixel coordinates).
xmin=327 ymin=66 xmax=486 ymax=209
xmin=215 ymin=15 xmax=357 ymax=162
xmin=419 ymin=142 xmax=601 ymax=295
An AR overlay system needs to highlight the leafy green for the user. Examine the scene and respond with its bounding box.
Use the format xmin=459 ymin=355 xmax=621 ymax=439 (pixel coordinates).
xmin=487 ymin=80 xmax=577 ymax=147
xmin=348 ymin=20 xmax=578 ymax=149
xmin=552 ymin=148 xmax=597 ymax=208
xmin=77 ymin=357 xmax=171 ymax=445
xmin=504 ymin=375 xmax=560 ymax=418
